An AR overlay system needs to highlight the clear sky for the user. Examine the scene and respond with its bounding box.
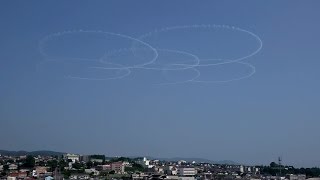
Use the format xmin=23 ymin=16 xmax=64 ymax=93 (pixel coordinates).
xmin=1 ymin=1 xmax=320 ymax=167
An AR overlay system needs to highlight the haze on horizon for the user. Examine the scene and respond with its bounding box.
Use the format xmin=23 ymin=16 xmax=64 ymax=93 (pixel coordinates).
xmin=1 ymin=1 xmax=320 ymax=168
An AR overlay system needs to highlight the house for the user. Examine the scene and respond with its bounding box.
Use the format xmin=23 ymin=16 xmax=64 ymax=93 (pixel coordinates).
xmin=8 ymin=164 xmax=18 ymax=170
xmin=35 ymin=166 xmax=48 ymax=177
xmin=7 ymin=172 xmax=27 ymax=180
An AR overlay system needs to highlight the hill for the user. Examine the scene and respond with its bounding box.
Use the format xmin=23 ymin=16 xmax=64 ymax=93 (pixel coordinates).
xmin=129 ymin=156 xmax=239 ymax=165
xmin=0 ymin=150 xmax=64 ymax=156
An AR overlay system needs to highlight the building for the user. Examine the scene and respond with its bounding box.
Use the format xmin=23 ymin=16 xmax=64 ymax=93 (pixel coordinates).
xmin=240 ymin=165 xmax=244 ymax=173
xmin=286 ymin=174 xmax=306 ymax=180
xmin=7 ymin=177 xmax=16 ymax=180
xmin=69 ymin=173 xmax=90 ymax=180
xmin=90 ymin=158 xmax=103 ymax=163
xmin=8 ymin=172 xmax=27 ymax=179
xmin=178 ymin=177 xmax=195 ymax=180
xmin=165 ymin=166 xmax=178 ymax=175
xmin=155 ymin=166 xmax=165 ymax=174
xmin=136 ymin=157 xmax=154 ymax=168
xmin=96 ymin=164 xmax=111 ymax=171
xmin=178 ymin=167 xmax=196 ymax=176
xmin=84 ymin=168 xmax=100 ymax=176
xmin=63 ymin=154 xmax=80 ymax=163
xmin=132 ymin=173 xmax=149 ymax=180
xmin=80 ymin=155 xmax=90 ymax=163
xmin=32 ymin=166 xmax=48 ymax=177
xmin=165 ymin=175 xmax=179 ymax=180
xmin=8 ymin=164 xmax=18 ymax=170
xmin=111 ymin=162 xmax=125 ymax=174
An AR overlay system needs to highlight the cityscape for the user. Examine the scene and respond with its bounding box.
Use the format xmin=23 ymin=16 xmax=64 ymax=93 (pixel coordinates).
xmin=0 ymin=150 xmax=319 ymax=180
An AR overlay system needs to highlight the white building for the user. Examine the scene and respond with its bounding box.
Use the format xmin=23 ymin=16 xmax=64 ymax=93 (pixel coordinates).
xmin=287 ymin=174 xmax=306 ymax=180
xmin=178 ymin=167 xmax=196 ymax=176
xmin=178 ymin=177 xmax=195 ymax=180
xmin=240 ymin=165 xmax=244 ymax=173
xmin=84 ymin=168 xmax=100 ymax=176
xmin=64 ymin=154 xmax=80 ymax=163
xmin=69 ymin=173 xmax=89 ymax=180
xmin=165 ymin=166 xmax=178 ymax=175
xmin=90 ymin=158 xmax=103 ymax=163
xmin=8 ymin=164 xmax=18 ymax=170
xmin=137 ymin=157 xmax=154 ymax=168
xmin=143 ymin=157 xmax=150 ymax=165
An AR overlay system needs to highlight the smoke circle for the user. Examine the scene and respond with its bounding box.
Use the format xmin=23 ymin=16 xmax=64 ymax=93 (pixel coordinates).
xmin=191 ymin=59 xmax=256 ymax=83
xmin=155 ymin=59 xmax=256 ymax=85
xmin=101 ymin=48 xmax=200 ymax=70
xmin=37 ymin=59 xmax=131 ymax=80
xmin=133 ymin=24 xmax=262 ymax=66
xmin=39 ymin=30 xmax=159 ymax=67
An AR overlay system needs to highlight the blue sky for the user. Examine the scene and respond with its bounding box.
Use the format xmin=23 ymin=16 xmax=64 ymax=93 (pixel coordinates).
xmin=1 ymin=1 xmax=320 ymax=167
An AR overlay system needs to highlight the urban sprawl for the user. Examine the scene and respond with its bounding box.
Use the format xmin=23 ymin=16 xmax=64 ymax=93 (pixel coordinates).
xmin=0 ymin=153 xmax=319 ymax=180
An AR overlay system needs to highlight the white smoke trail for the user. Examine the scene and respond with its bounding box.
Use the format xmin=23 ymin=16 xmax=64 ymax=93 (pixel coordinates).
xmin=135 ymin=24 xmax=262 ymax=66
xmin=39 ymin=30 xmax=159 ymax=67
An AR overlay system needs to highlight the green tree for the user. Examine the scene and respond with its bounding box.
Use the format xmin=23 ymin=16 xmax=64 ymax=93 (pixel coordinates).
xmin=270 ymin=162 xmax=278 ymax=168
xmin=63 ymin=170 xmax=71 ymax=179
xmin=72 ymin=162 xmax=83 ymax=170
xmin=48 ymin=160 xmax=58 ymax=171
xmin=3 ymin=165 xmax=9 ymax=171
xmin=23 ymin=155 xmax=35 ymax=168
xmin=86 ymin=161 xmax=93 ymax=168
xmin=1 ymin=171 xmax=7 ymax=177
xmin=59 ymin=160 xmax=67 ymax=171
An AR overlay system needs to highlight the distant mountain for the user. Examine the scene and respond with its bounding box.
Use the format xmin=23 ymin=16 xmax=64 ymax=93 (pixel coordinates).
xmin=157 ymin=157 xmax=238 ymax=165
xmin=0 ymin=150 xmax=239 ymax=165
xmin=131 ymin=156 xmax=239 ymax=165
xmin=0 ymin=150 xmax=65 ymax=156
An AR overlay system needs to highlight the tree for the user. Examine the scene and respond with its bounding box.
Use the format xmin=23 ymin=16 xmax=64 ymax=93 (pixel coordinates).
xmin=1 ymin=171 xmax=7 ymax=177
xmin=23 ymin=155 xmax=35 ymax=168
xmin=59 ymin=160 xmax=67 ymax=171
xmin=125 ymin=163 xmax=144 ymax=173
xmin=63 ymin=170 xmax=71 ymax=179
xmin=86 ymin=161 xmax=93 ymax=169
xmin=270 ymin=162 xmax=278 ymax=168
xmin=90 ymin=155 xmax=105 ymax=162
xmin=72 ymin=162 xmax=82 ymax=170
xmin=3 ymin=165 xmax=9 ymax=171
xmin=47 ymin=160 xmax=58 ymax=171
